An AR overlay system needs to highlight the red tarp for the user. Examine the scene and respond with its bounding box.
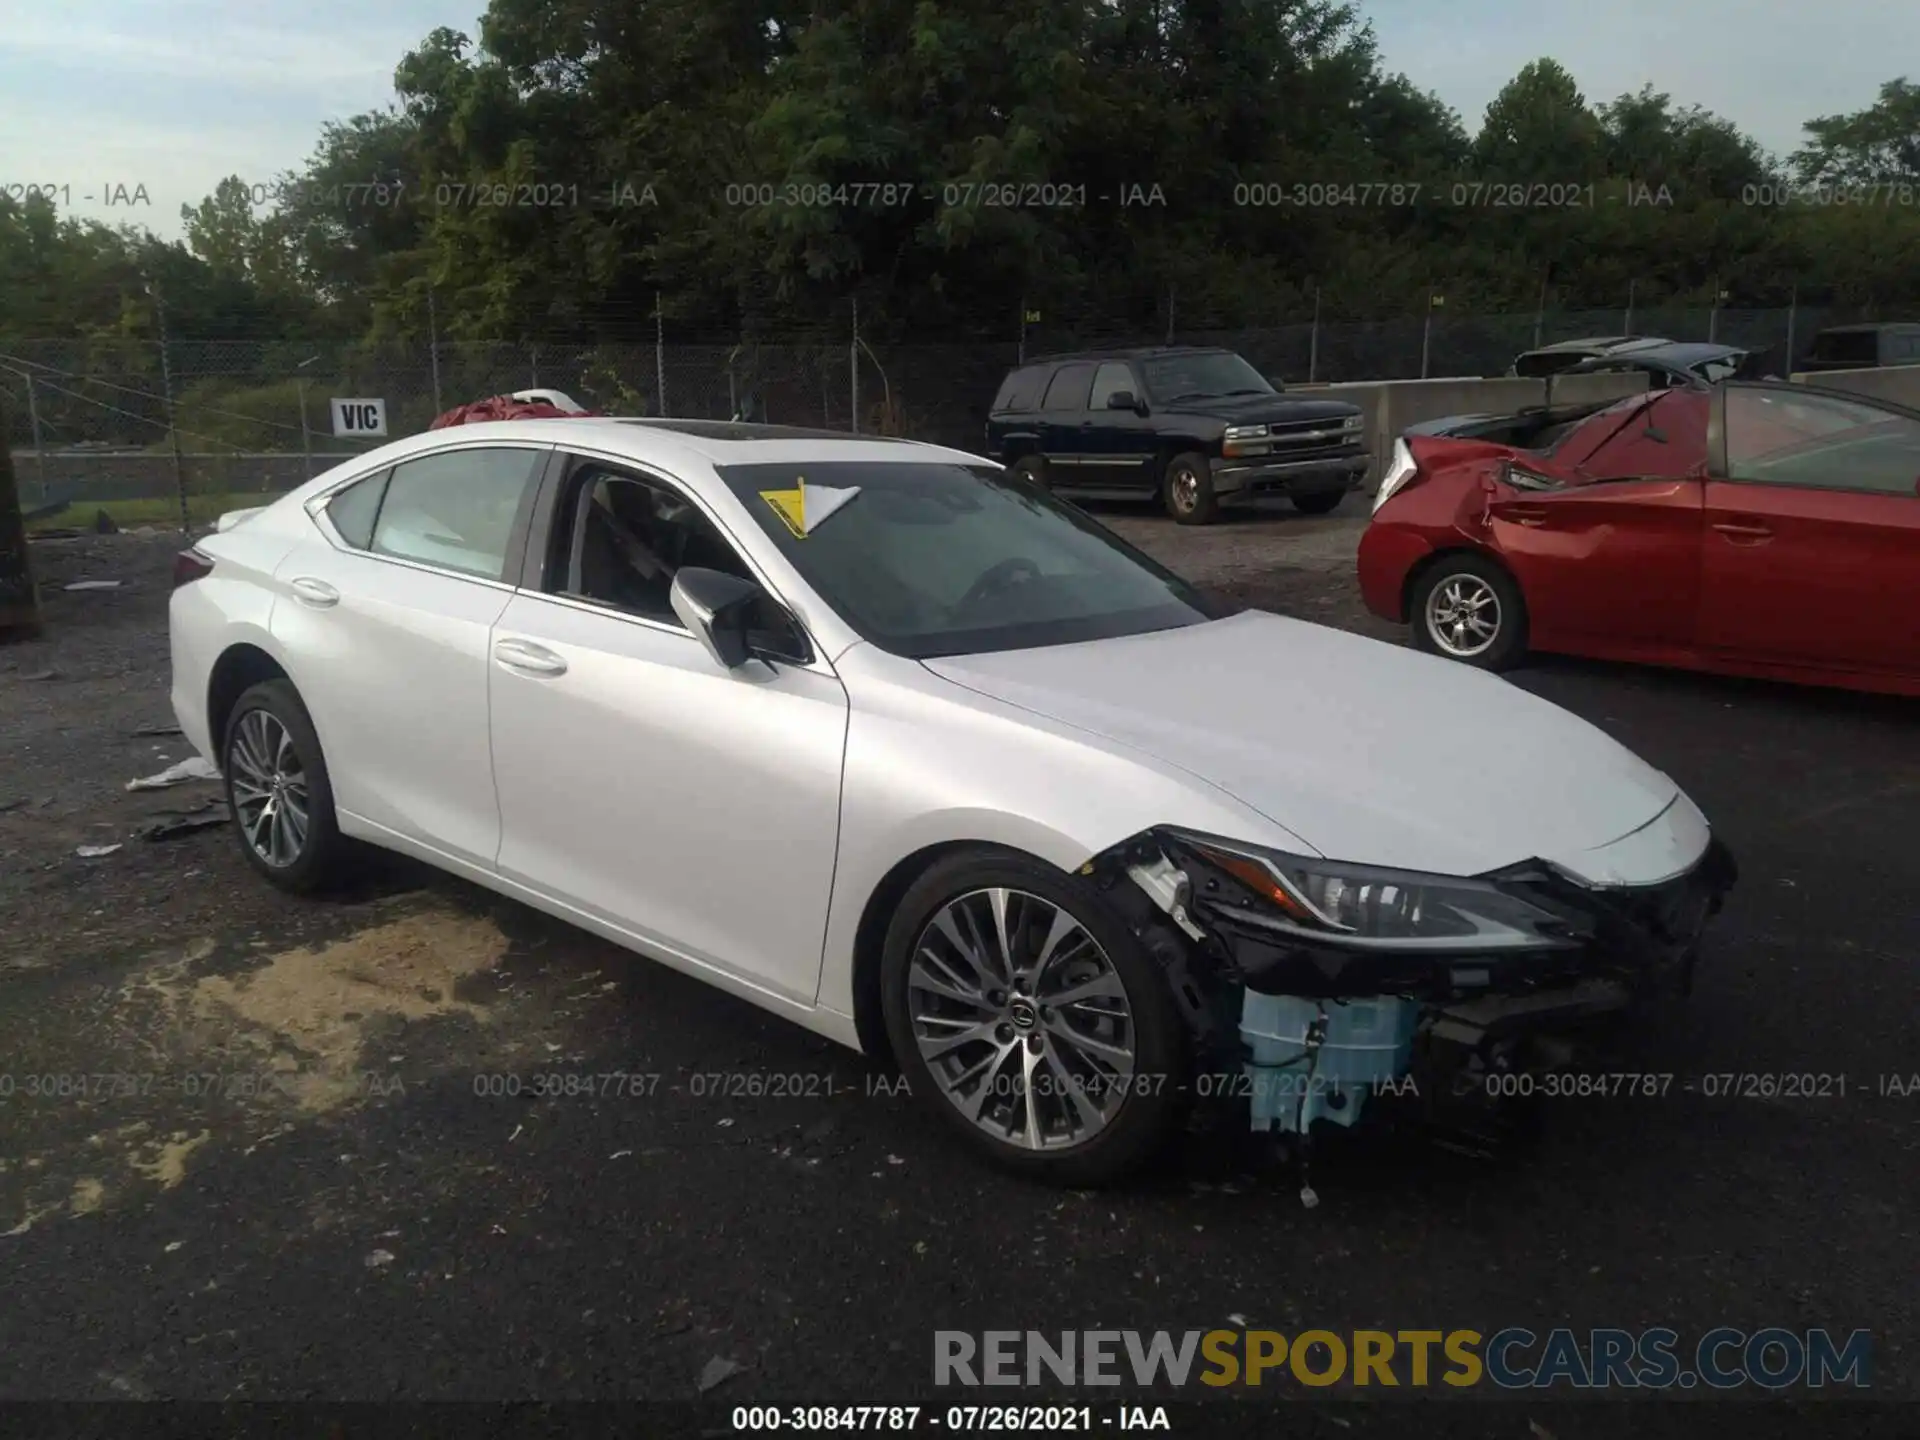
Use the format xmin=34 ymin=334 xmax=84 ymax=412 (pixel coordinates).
xmin=428 ymin=396 xmax=599 ymax=429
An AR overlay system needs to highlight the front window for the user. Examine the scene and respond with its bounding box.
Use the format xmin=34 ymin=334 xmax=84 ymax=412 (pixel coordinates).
xmin=1138 ymin=352 xmax=1274 ymax=403
xmin=1725 ymin=387 xmax=1920 ymax=495
xmin=715 ymin=461 xmax=1215 ymax=659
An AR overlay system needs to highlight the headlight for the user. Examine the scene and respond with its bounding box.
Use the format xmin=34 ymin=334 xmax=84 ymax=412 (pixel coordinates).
xmin=1342 ymin=413 xmax=1363 ymax=431
xmin=1172 ymin=834 xmax=1577 ymax=952
xmin=1371 ymin=437 xmax=1418 ymax=513
xmin=1223 ymin=424 xmax=1269 ymax=440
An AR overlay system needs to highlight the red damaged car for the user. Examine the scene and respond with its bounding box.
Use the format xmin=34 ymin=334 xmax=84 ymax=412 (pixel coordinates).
xmin=1357 ymin=380 xmax=1920 ymax=697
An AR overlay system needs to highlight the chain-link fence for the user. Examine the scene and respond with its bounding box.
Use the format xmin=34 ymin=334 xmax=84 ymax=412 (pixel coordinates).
xmin=0 ymin=299 xmax=1902 ymax=515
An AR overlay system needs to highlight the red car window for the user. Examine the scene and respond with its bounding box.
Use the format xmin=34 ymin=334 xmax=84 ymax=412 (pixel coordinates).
xmin=1726 ymin=388 xmax=1920 ymax=496
xmin=1552 ymin=390 xmax=1707 ymax=481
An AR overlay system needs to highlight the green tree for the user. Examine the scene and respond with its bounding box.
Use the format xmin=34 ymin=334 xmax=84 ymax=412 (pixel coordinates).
xmin=1792 ymin=77 xmax=1920 ymax=184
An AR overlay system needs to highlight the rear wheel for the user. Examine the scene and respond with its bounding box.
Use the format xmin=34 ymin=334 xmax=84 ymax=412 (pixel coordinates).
xmin=1290 ymin=487 xmax=1345 ymax=515
xmin=223 ymin=679 xmax=351 ymax=892
xmin=1162 ymin=451 xmax=1219 ymax=525
xmin=880 ymin=849 xmax=1189 ymax=1185
xmin=1409 ymin=554 xmax=1528 ymax=670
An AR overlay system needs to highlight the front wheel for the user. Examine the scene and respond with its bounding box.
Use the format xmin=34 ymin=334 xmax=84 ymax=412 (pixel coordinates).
xmin=1162 ymin=452 xmax=1219 ymax=525
xmin=880 ymin=849 xmax=1189 ymax=1185
xmin=1409 ymin=554 xmax=1528 ymax=670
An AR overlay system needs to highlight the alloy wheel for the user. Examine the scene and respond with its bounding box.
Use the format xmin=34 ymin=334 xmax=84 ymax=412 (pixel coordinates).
xmin=1424 ymin=573 xmax=1502 ymax=658
xmin=1168 ymin=465 xmax=1199 ymax=514
xmin=907 ymin=887 xmax=1137 ymax=1151
xmin=227 ymin=710 xmax=310 ymax=869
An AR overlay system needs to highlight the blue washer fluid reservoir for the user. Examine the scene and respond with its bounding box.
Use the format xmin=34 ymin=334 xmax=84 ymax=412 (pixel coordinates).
xmin=1239 ymin=993 xmax=1419 ymax=1134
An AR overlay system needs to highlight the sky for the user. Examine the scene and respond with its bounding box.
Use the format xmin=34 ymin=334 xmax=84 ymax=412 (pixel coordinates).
xmin=0 ymin=0 xmax=1912 ymax=240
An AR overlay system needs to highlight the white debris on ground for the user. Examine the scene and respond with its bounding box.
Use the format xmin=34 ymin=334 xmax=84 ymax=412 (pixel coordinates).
xmin=126 ymin=756 xmax=221 ymax=791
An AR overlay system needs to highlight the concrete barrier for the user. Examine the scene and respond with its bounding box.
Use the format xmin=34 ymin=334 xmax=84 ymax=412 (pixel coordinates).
xmin=1291 ymin=372 xmax=1650 ymax=489
xmin=1789 ymin=365 xmax=1920 ymax=408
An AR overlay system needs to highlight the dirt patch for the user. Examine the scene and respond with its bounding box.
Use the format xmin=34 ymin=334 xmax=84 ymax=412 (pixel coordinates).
xmin=182 ymin=909 xmax=510 ymax=1112
xmin=129 ymin=1129 xmax=212 ymax=1188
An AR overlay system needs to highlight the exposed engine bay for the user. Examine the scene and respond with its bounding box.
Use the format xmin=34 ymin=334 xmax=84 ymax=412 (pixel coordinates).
xmin=1081 ymin=827 xmax=1737 ymax=1152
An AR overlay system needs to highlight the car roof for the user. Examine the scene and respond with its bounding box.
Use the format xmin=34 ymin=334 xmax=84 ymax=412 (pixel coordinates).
xmin=1019 ymin=346 xmax=1234 ymax=365
xmin=286 ymin=417 xmax=989 ymax=504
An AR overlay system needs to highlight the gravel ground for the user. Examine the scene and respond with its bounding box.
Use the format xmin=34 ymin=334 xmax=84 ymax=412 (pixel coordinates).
xmin=1 ymin=503 xmax=1916 ymax=1434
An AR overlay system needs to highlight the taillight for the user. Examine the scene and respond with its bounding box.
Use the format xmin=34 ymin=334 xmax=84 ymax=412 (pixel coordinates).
xmin=172 ymin=547 xmax=215 ymax=588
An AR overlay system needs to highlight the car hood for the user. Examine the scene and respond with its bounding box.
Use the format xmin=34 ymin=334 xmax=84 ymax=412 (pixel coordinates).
xmin=924 ymin=611 xmax=1683 ymax=880
xmin=1157 ymin=395 xmax=1358 ymax=426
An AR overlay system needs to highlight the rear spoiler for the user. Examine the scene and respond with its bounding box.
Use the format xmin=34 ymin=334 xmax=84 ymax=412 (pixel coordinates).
xmin=215 ymin=506 xmax=267 ymax=533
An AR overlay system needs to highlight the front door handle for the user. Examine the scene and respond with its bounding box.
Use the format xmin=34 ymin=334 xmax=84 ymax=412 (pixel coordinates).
xmin=1502 ymin=505 xmax=1551 ymax=527
xmin=1711 ymin=520 xmax=1774 ymax=541
xmin=493 ymin=638 xmax=568 ymax=676
xmin=288 ymin=576 xmax=340 ymax=608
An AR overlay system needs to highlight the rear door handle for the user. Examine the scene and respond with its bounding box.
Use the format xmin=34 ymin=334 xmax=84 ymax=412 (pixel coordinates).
xmin=492 ymin=638 xmax=568 ymax=677
xmin=1711 ymin=520 xmax=1773 ymax=541
xmin=288 ymin=576 xmax=339 ymax=608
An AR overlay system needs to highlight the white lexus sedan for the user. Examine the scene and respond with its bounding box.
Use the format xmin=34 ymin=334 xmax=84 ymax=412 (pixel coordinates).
xmin=169 ymin=419 xmax=1735 ymax=1183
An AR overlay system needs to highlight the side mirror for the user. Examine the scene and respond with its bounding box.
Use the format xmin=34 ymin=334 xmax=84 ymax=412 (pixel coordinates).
xmin=669 ymin=567 xmax=762 ymax=670
xmin=1106 ymin=390 xmax=1137 ymax=410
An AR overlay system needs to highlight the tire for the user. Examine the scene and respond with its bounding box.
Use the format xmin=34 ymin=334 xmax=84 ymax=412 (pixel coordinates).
xmin=1290 ymin=487 xmax=1345 ymax=515
xmin=1162 ymin=451 xmax=1219 ymax=525
xmin=1006 ymin=454 xmax=1050 ymax=489
xmin=222 ymin=678 xmax=351 ymax=893
xmin=880 ymin=848 xmax=1190 ymax=1185
xmin=1409 ymin=553 xmax=1528 ymax=670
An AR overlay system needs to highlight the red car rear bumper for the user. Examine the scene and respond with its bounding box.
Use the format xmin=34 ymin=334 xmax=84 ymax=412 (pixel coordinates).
xmin=1356 ymin=523 xmax=1434 ymax=623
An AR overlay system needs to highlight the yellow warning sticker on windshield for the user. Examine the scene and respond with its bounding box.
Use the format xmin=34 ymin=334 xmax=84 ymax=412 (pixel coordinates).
xmin=759 ymin=479 xmax=860 ymax=538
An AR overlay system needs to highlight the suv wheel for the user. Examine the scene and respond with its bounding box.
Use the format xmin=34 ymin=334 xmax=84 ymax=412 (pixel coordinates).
xmin=1162 ymin=452 xmax=1219 ymax=525
xmin=1007 ymin=454 xmax=1050 ymax=489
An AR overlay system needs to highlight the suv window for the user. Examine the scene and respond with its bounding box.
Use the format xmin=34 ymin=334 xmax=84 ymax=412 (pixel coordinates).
xmin=1041 ymin=364 xmax=1096 ymax=411
xmin=553 ymin=463 xmax=809 ymax=656
xmin=370 ymin=447 xmax=543 ymax=580
xmin=1089 ymin=362 xmax=1135 ymax=410
xmin=1891 ymin=333 xmax=1920 ymax=362
xmin=326 ymin=467 xmax=390 ymax=549
xmin=1725 ymin=388 xmax=1920 ymax=496
xmin=1809 ymin=331 xmax=1879 ymax=366
xmin=993 ymin=366 xmax=1049 ymax=412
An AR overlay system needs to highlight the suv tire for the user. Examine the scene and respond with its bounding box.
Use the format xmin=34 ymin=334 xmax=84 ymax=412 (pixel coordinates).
xmin=1162 ymin=452 xmax=1219 ymax=525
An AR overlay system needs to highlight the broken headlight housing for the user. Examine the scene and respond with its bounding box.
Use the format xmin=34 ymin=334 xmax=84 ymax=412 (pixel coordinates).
xmin=1172 ymin=834 xmax=1579 ymax=953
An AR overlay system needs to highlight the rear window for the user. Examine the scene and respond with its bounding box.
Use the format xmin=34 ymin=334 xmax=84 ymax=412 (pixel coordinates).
xmin=993 ymin=366 xmax=1050 ymax=413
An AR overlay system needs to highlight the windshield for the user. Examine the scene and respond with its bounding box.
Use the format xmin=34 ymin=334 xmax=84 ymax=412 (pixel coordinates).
xmin=716 ymin=461 xmax=1215 ymax=659
xmin=1139 ymin=352 xmax=1273 ymax=402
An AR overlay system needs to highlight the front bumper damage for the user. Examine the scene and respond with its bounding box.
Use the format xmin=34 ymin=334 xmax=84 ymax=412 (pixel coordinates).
xmin=1088 ymin=827 xmax=1737 ymax=1142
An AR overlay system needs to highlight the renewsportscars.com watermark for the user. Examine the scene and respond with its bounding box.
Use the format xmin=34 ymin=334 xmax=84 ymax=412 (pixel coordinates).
xmin=934 ymin=1328 xmax=1872 ymax=1390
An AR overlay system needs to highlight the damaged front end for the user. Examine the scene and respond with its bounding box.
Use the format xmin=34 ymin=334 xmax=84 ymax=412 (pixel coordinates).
xmin=1083 ymin=826 xmax=1737 ymax=1145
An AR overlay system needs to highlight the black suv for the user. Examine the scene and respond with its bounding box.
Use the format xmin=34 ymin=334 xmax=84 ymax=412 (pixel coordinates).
xmin=984 ymin=346 xmax=1369 ymax=524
